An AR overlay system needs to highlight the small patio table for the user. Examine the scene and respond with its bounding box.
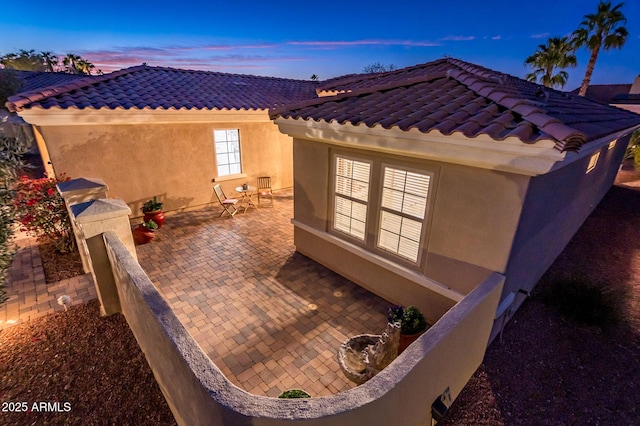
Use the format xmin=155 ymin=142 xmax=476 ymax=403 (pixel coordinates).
xmin=235 ymin=185 xmax=257 ymax=213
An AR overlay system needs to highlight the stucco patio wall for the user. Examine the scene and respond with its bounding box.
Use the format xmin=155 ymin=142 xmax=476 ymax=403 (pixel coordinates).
xmin=101 ymin=228 xmax=503 ymax=425
xmin=35 ymin=117 xmax=292 ymax=214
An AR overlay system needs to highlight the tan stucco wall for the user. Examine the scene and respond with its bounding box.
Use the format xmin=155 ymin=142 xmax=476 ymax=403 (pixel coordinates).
xmin=292 ymin=139 xmax=525 ymax=298
xmin=427 ymin=163 xmax=529 ymax=272
xmin=37 ymin=120 xmax=293 ymax=215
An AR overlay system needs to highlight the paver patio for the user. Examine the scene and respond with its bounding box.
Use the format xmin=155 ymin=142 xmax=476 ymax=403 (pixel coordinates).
xmin=136 ymin=190 xmax=392 ymax=397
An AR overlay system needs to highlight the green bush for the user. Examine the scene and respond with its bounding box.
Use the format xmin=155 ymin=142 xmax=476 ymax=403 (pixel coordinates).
xmin=388 ymin=305 xmax=428 ymax=335
xmin=278 ymin=389 xmax=311 ymax=399
xmin=541 ymin=276 xmax=623 ymax=327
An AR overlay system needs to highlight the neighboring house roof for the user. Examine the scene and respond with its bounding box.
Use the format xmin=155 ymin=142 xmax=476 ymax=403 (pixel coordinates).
xmin=6 ymin=65 xmax=319 ymax=113
xmin=569 ymin=84 xmax=632 ymax=104
xmin=9 ymin=70 xmax=95 ymax=93
xmin=273 ymin=58 xmax=640 ymax=152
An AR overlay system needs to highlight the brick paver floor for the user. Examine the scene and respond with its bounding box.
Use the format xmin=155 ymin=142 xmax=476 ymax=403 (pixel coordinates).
xmin=136 ymin=190 xmax=392 ymax=397
xmin=0 ymin=236 xmax=96 ymax=330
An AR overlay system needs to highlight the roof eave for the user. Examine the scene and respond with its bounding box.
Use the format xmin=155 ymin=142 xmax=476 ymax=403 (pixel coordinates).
xmin=16 ymin=106 xmax=273 ymax=126
xmin=274 ymin=117 xmax=567 ymax=176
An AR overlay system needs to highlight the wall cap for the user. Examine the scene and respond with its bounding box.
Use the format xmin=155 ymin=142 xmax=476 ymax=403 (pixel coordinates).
xmin=72 ymin=198 xmax=131 ymax=224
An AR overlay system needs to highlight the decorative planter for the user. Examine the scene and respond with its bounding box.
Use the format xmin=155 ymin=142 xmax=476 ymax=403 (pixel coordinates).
xmin=133 ymin=225 xmax=156 ymax=245
xmin=398 ymin=332 xmax=423 ymax=355
xmin=143 ymin=210 xmax=165 ymax=229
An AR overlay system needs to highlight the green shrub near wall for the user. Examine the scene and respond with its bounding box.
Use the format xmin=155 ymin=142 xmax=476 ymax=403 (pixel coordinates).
xmin=0 ymin=136 xmax=28 ymax=305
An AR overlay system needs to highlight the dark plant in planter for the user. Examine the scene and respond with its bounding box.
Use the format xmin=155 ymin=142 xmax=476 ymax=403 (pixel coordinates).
xmin=278 ymin=389 xmax=311 ymax=399
xmin=141 ymin=196 xmax=165 ymax=228
xmin=388 ymin=305 xmax=428 ymax=354
xmin=141 ymin=196 xmax=163 ymax=213
xmin=142 ymin=219 xmax=158 ymax=230
xmin=388 ymin=305 xmax=427 ymax=335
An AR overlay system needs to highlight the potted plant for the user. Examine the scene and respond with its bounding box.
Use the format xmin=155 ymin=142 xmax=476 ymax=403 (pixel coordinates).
xmin=388 ymin=305 xmax=428 ymax=354
xmin=278 ymin=389 xmax=311 ymax=399
xmin=141 ymin=196 xmax=165 ymax=228
xmin=133 ymin=219 xmax=158 ymax=245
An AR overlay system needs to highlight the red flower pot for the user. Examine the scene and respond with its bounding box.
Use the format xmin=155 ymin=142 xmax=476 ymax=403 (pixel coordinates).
xmin=133 ymin=225 xmax=156 ymax=245
xmin=398 ymin=332 xmax=423 ymax=355
xmin=143 ymin=210 xmax=165 ymax=229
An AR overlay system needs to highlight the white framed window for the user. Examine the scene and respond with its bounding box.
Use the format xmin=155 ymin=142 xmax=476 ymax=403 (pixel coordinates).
xmin=333 ymin=156 xmax=371 ymax=241
xmin=214 ymin=129 xmax=241 ymax=176
xmin=586 ymin=152 xmax=600 ymax=174
xmin=377 ymin=167 xmax=431 ymax=262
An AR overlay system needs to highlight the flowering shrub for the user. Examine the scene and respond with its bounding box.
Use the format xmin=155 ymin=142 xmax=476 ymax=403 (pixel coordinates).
xmin=13 ymin=174 xmax=76 ymax=254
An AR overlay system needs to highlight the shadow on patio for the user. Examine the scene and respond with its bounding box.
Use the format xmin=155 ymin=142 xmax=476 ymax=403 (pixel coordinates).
xmin=135 ymin=190 xmax=391 ymax=397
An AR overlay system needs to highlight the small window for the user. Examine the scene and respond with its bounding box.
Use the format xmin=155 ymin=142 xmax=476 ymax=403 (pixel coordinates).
xmin=214 ymin=129 xmax=241 ymax=176
xmin=333 ymin=156 xmax=371 ymax=240
xmin=586 ymin=152 xmax=600 ymax=174
xmin=608 ymin=140 xmax=617 ymax=150
xmin=377 ymin=167 xmax=431 ymax=262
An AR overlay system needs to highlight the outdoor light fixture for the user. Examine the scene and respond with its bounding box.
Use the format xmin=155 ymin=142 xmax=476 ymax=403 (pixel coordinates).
xmin=431 ymin=387 xmax=452 ymax=424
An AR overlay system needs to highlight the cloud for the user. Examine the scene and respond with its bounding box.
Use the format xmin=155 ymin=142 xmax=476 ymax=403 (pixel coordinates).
xmin=78 ymin=44 xmax=309 ymax=73
xmin=530 ymin=33 xmax=550 ymax=39
xmin=74 ymin=38 xmax=443 ymax=72
xmin=491 ymin=35 xmax=502 ymax=40
xmin=287 ymin=39 xmax=441 ymax=48
xmin=440 ymin=35 xmax=476 ymax=41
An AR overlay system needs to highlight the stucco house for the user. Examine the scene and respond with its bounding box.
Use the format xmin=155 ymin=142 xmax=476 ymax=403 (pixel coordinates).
xmin=6 ymin=66 xmax=318 ymax=213
xmin=271 ymin=58 xmax=640 ymax=340
xmin=7 ymin=59 xmax=640 ymax=342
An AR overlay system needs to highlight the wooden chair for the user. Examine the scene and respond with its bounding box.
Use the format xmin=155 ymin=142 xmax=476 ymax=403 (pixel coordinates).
xmin=213 ymin=184 xmax=238 ymax=217
xmin=257 ymin=176 xmax=274 ymax=207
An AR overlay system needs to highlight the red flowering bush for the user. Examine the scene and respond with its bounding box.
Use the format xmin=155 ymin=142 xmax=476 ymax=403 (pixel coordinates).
xmin=13 ymin=174 xmax=76 ymax=253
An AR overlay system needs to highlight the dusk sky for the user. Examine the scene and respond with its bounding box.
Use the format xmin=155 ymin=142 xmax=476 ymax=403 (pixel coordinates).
xmin=3 ymin=0 xmax=639 ymax=90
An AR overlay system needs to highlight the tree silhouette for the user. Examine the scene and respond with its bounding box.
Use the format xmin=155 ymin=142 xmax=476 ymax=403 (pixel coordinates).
xmin=524 ymin=37 xmax=577 ymax=88
xmin=573 ymin=1 xmax=628 ymax=96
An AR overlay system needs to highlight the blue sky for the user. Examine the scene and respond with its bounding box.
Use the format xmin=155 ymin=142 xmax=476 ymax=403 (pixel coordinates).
xmin=2 ymin=0 xmax=639 ymax=90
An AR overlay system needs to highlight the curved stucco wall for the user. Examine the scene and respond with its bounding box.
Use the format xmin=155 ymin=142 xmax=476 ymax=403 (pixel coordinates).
xmin=103 ymin=231 xmax=503 ymax=425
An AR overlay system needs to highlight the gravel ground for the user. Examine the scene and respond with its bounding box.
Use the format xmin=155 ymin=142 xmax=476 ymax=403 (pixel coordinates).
xmin=1 ymin=168 xmax=640 ymax=425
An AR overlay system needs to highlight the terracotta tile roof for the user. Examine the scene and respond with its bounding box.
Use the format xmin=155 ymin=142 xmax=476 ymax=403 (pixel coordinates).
xmin=273 ymin=58 xmax=640 ymax=152
xmin=7 ymin=65 xmax=319 ymax=112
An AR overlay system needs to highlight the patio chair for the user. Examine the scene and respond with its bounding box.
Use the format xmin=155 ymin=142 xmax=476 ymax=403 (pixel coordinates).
xmin=213 ymin=184 xmax=238 ymax=218
xmin=257 ymin=176 xmax=274 ymax=207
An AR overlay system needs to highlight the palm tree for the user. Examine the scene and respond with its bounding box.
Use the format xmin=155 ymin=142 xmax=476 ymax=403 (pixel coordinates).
xmin=573 ymin=1 xmax=628 ymax=96
xmin=0 ymin=49 xmax=46 ymax=71
xmin=40 ymin=51 xmax=58 ymax=72
xmin=524 ymin=36 xmax=577 ymax=88
xmin=62 ymin=54 xmax=82 ymax=74
xmin=75 ymin=58 xmax=95 ymax=75
xmin=62 ymin=54 xmax=96 ymax=75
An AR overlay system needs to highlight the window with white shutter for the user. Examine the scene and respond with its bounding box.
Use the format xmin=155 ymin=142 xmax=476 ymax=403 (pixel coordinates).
xmin=333 ymin=156 xmax=371 ymax=240
xmin=378 ymin=167 xmax=431 ymax=262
